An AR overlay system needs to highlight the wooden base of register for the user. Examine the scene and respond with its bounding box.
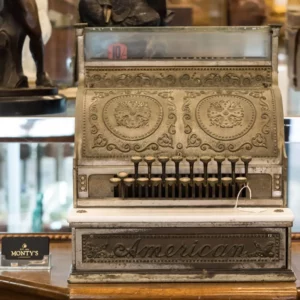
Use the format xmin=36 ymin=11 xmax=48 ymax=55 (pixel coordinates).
xmin=0 ymin=241 xmax=299 ymax=300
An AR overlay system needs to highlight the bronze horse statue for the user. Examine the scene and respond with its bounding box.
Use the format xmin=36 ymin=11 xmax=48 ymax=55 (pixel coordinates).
xmin=0 ymin=0 xmax=52 ymax=89
xmin=79 ymin=0 xmax=172 ymax=27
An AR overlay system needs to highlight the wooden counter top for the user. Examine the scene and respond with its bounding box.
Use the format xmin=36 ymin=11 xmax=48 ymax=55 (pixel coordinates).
xmin=0 ymin=241 xmax=299 ymax=300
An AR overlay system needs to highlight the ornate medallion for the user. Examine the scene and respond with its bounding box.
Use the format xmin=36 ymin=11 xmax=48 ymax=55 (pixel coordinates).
xmin=103 ymin=95 xmax=163 ymax=141
xmin=196 ymin=95 xmax=256 ymax=141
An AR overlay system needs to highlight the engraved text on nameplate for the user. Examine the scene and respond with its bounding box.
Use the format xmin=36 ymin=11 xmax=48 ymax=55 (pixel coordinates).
xmin=81 ymin=232 xmax=283 ymax=269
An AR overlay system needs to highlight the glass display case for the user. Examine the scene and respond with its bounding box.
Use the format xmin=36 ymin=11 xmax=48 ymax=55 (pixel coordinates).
xmin=1 ymin=1 xmax=300 ymax=299
xmin=0 ymin=0 xmax=300 ymax=236
xmin=0 ymin=116 xmax=74 ymax=234
xmin=45 ymin=0 xmax=79 ymax=86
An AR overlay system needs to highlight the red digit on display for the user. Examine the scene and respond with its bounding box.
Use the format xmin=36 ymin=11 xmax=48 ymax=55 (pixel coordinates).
xmin=108 ymin=43 xmax=128 ymax=60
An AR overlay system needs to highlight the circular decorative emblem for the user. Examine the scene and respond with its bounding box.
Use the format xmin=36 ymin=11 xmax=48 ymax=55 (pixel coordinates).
xmin=196 ymin=95 xmax=256 ymax=141
xmin=103 ymin=95 xmax=163 ymax=141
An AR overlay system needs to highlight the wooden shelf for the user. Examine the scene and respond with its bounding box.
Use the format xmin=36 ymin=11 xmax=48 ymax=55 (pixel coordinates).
xmin=0 ymin=241 xmax=299 ymax=299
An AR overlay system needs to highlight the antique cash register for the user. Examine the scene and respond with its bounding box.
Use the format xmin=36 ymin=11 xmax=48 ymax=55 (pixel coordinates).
xmin=68 ymin=25 xmax=296 ymax=283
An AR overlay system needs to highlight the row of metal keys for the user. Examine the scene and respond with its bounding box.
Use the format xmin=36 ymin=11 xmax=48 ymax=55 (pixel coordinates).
xmin=110 ymin=155 xmax=252 ymax=199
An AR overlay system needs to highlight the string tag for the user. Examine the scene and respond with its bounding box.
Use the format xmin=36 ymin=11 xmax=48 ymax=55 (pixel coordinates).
xmin=234 ymin=183 xmax=267 ymax=213
xmin=234 ymin=183 xmax=252 ymax=209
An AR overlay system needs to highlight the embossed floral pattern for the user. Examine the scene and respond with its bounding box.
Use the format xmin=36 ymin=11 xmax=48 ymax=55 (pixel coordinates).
xmin=114 ymin=100 xmax=151 ymax=129
xmin=86 ymin=68 xmax=272 ymax=88
xmin=93 ymin=134 xmax=108 ymax=148
xmin=251 ymin=133 xmax=267 ymax=148
xmin=208 ymin=100 xmax=244 ymax=128
xmin=187 ymin=133 xmax=201 ymax=148
xmin=157 ymin=133 xmax=173 ymax=148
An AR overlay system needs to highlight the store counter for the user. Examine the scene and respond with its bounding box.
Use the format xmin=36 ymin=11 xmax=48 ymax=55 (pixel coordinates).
xmin=0 ymin=241 xmax=299 ymax=300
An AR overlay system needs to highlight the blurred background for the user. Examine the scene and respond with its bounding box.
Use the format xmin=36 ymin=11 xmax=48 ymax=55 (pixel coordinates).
xmin=2 ymin=0 xmax=300 ymax=234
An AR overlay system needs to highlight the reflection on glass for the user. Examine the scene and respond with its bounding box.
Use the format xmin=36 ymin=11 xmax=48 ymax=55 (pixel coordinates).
xmin=0 ymin=143 xmax=73 ymax=233
xmin=85 ymin=27 xmax=271 ymax=61
xmin=0 ymin=119 xmax=74 ymax=138
xmin=45 ymin=0 xmax=78 ymax=86
xmin=287 ymin=118 xmax=300 ymax=232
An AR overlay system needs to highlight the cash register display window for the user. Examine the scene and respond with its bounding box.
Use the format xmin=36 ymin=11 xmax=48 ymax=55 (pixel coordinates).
xmin=84 ymin=27 xmax=271 ymax=61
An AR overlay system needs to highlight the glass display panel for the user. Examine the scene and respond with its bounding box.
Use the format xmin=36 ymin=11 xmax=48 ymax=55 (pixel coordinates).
xmin=0 ymin=118 xmax=299 ymax=233
xmin=0 ymin=119 xmax=74 ymax=139
xmin=0 ymin=142 xmax=73 ymax=233
xmin=85 ymin=27 xmax=271 ymax=61
xmin=45 ymin=0 xmax=78 ymax=86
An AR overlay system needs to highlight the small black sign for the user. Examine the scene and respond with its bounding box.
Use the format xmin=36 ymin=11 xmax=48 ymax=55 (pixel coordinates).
xmin=2 ymin=237 xmax=49 ymax=260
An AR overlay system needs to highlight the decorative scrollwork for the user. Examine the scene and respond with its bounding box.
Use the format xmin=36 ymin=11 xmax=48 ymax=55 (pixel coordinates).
xmin=182 ymin=93 xmax=201 ymax=147
xmin=158 ymin=133 xmax=173 ymax=148
xmin=168 ymin=123 xmax=176 ymax=135
xmin=103 ymin=142 xmax=161 ymax=153
xmin=250 ymin=91 xmax=269 ymax=111
xmin=179 ymin=74 xmax=201 ymax=87
xmin=87 ymin=73 xmax=179 ymax=88
xmin=249 ymin=91 xmax=262 ymax=98
xmin=89 ymin=114 xmax=98 ymax=121
xmin=261 ymin=113 xmax=271 ymax=134
xmin=158 ymin=91 xmax=172 ymax=99
xmin=222 ymin=73 xmax=240 ymax=86
xmin=92 ymin=134 xmax=108 ymax=148
xmin=252 ymin=133 xmax=267 ymax=148
xmin=166 ymin=92 xmax=177 ymax=136
xmin=107 ymin=143 xmax=131 ymax=152
xmin=92 ymin=91 xmax=112 ymax=100
xmin=184 ymin=124 xmax=192 ymax=135
xmin=259 ymin=96 xmax=269 ymax=112
xmin=86 ymin=68 xmax=272 ymax=88
xmin=203 ymin=73 xmax=222 ymax=86
xmin=200 ymin=142 xmax=226 ymax=152
xmin=228 ymin=143 xmax=253 ymax=152
xmin=187 ymin=134 xmax=202 ymax=148
xmin=90 ymin=104 xmax=98 ymax=113
xmin=91 ymin=125 xmax=98 ymax=135
xmin=133 ymin=143 xmax=159 ymax=152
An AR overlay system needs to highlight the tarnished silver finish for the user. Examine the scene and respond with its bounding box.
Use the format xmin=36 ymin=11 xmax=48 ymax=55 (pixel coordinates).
xmin=69 ymin=222 xmax=295 ymax=283
xmin=70 ymin=25 xmax=295 ymax=284
xmin=78 ymin=228 xmax=286 ymax=270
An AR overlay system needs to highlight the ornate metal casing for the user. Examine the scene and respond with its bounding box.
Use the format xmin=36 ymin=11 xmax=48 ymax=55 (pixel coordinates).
xmin=69 ymin=207 xmax=295 ymax=283
xmin=74 ymin=25 xmax=286 ymax=208
xmin=69 ymin=25 xmax=295 ymax=284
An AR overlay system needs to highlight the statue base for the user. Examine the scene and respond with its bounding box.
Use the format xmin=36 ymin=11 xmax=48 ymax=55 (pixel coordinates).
xmin=0 ymin=87 xmax=66 ymax=116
